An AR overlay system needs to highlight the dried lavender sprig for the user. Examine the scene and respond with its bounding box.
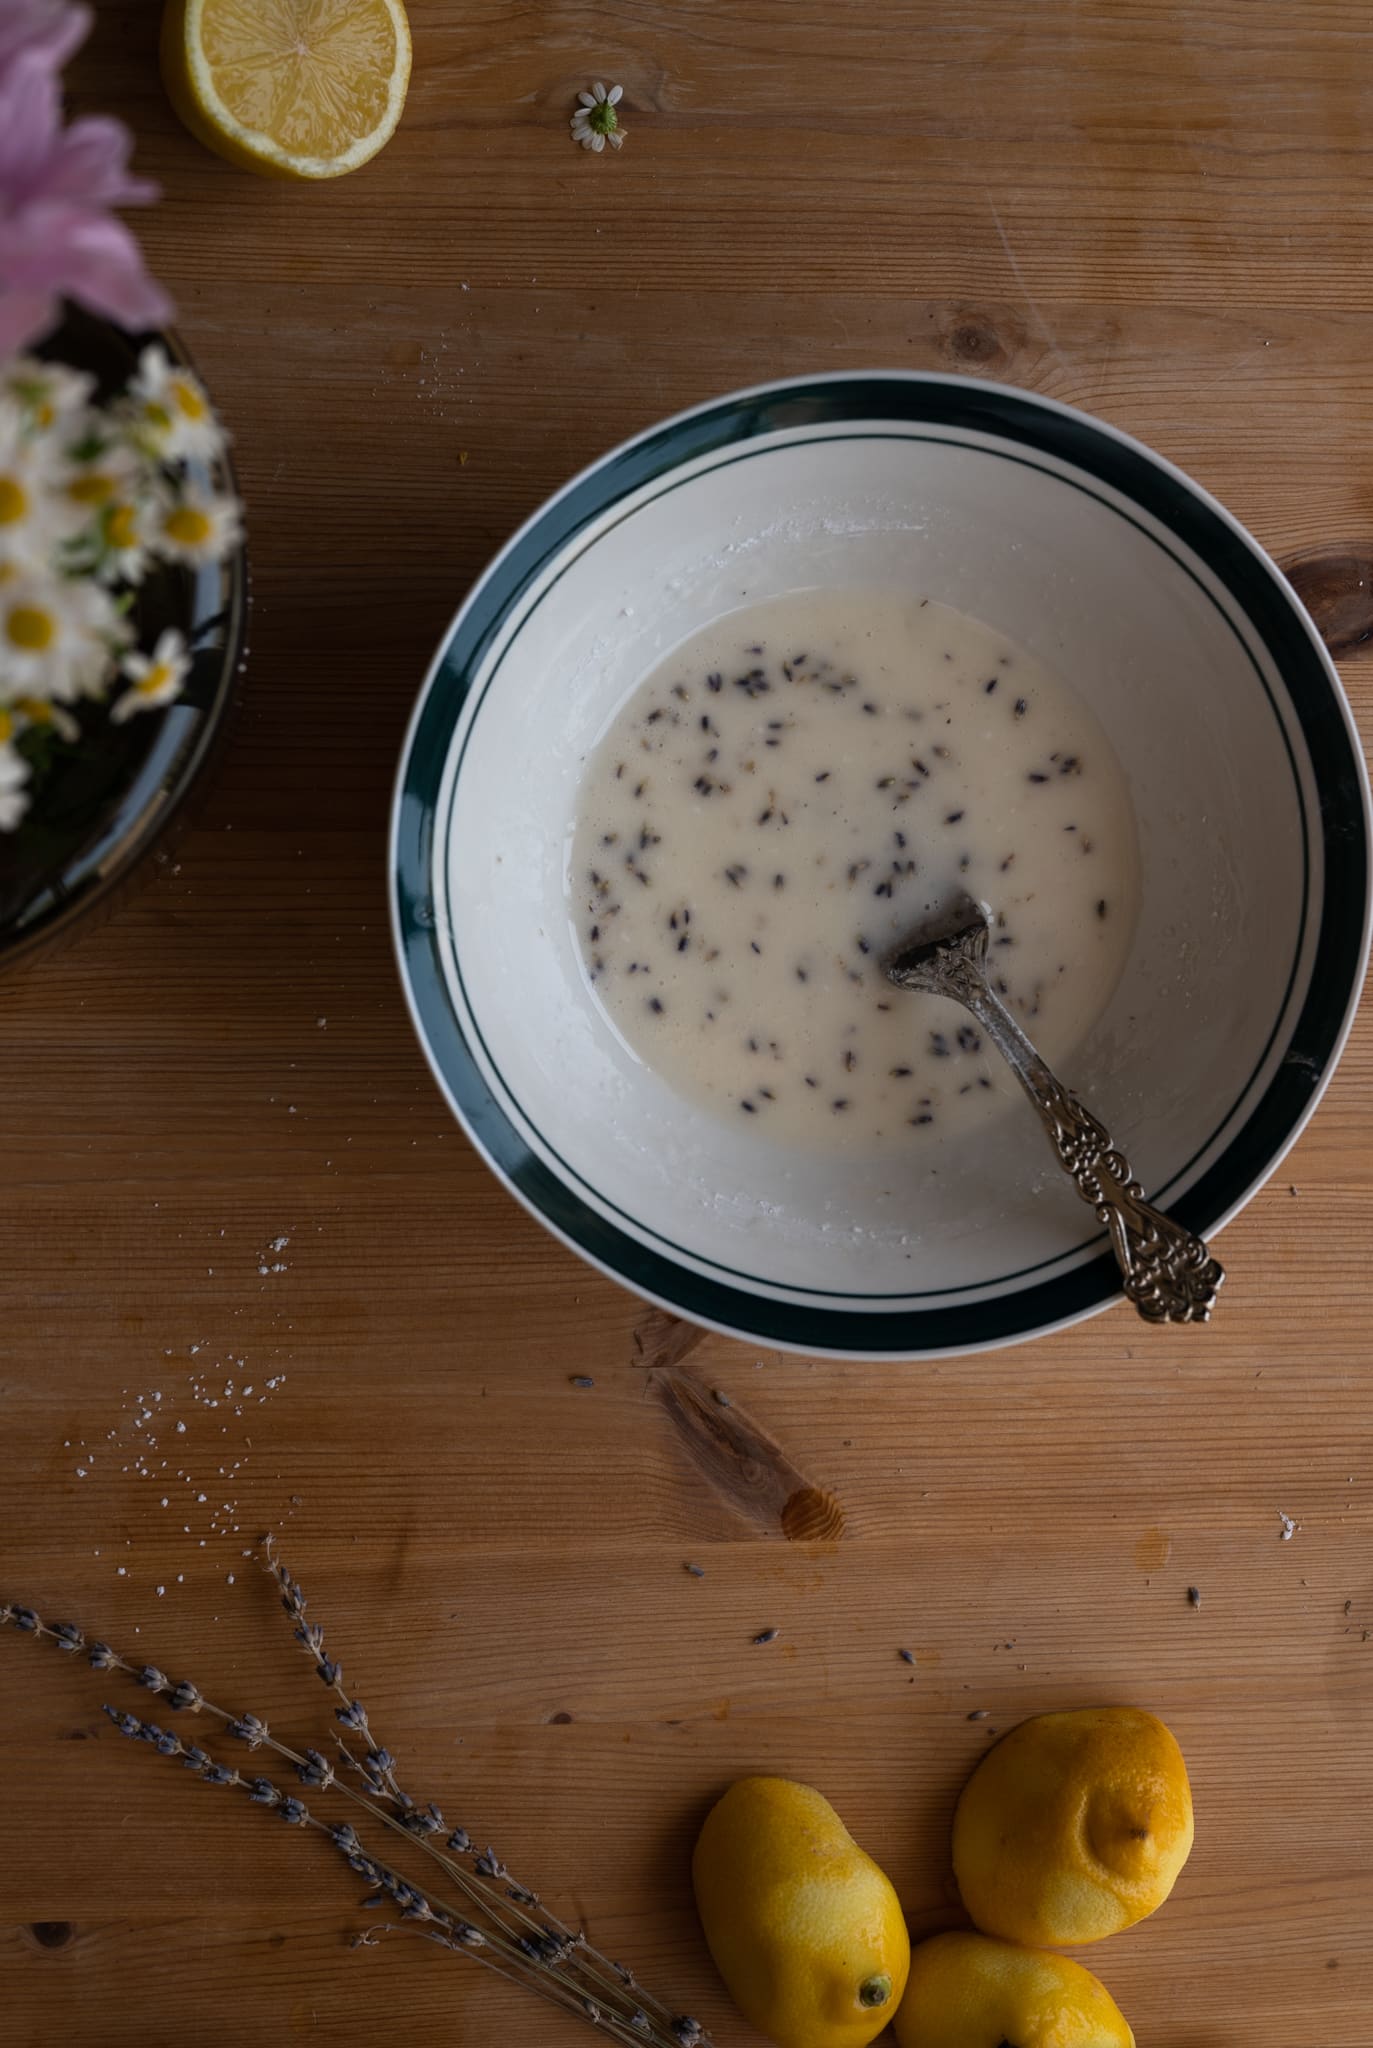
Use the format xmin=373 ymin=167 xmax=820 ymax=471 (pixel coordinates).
xmin=97 ymin=1707 xmax=678 ymax=2048
xmin=257 ymin=1541 xmax=694 ymax=2036
xmin=5 ymin=1604 xmax=708 ymax=2048
xmin=261 ymin=1536 xmax=408 ymax=1813
xmin=361 ymin=1922 xmax=704 ymax=2044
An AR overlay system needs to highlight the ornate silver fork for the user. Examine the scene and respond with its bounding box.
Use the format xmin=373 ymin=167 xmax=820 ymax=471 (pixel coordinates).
xmin=885 ymin=900 xmax=1224 ymax=1325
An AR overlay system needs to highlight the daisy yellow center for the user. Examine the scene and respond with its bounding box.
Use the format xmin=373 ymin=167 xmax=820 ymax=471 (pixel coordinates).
xmin=0 ymin=475 xmax=28 ymax=526
xmin=171 ymin=378 xmax=209 ymax=422
xmin=142 ymin=400 xmax=173 ymax=433
xmin=69 ymin=471 xmax=118 ymax=507
xmin=16 ymin=696 xmax=52 ymax=725
xmin=6 ymin=604 xmax=56 ymax=652
xmin=0 ymin=709 xmax=12 ymax=743
xmin=35 ymin=401 xmax=55 ymax=429
xmin=107 ymin=504 xmax=139 ymax=551
xmin=164 ymin=505 xmax=213 ymax=547
xmin=138 ymin=664 xmax=175 ymax=696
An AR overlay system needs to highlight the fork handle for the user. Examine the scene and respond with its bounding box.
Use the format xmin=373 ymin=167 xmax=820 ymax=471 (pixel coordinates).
xmin=960 ymin=980 xmax=1224 ymax=1325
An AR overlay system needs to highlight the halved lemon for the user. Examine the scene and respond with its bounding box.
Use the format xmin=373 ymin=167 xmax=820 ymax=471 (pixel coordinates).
xmin=160 ymin=0 xmax=412 ymax=181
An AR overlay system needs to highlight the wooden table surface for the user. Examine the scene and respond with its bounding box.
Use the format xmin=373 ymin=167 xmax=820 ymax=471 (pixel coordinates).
xmin=5 ymin=3 xmax=1373 ymax=2042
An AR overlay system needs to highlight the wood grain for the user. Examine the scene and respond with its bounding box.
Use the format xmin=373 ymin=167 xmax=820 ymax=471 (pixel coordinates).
xmin=3 ymin=2 xmax=1373 ymax=2042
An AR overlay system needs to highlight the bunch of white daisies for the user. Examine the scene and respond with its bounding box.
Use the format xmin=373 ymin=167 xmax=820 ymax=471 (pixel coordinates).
xmin=0 ymin=343 xmax=243 ymax=831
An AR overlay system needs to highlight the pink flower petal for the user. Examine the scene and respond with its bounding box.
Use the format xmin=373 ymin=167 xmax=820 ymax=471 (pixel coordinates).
xmin=0 ymin=11 xmax=170 ymax=349
xmin=45 ymin=114 xmax=158 ymax=208
xmin=0 ymin=285 xmax=59 ymax=355
xmin=0 ymin=50 xmax=61 ymax=195
xmin=0 ymin=0 xmax=90 ymax=73
xmin=48 ymin=212 xmax=174 ymax=332
xmin=0 ymin=203 xmax=172 ymax=335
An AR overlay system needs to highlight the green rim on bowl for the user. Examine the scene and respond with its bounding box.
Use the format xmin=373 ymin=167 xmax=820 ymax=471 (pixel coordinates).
xmin=391 ymin=373 xmax=1370 ymax=1357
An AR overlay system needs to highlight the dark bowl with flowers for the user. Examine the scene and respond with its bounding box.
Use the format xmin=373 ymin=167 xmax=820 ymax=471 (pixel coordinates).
xmin=0 ymin=308 xmax=247 ymax=969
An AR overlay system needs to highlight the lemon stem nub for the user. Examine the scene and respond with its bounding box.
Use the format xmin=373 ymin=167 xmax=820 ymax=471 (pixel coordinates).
xmin=858 ymin=1974 xmax=892 ymax=2008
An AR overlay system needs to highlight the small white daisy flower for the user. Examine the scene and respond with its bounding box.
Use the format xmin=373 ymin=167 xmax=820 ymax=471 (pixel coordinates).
xmin=0 ymin=708 xmax=32 ymax=830
xmin=61 ymin=428 xmax=142 ymax=530
xmin=110 ymin=627 xmax=192 ymax=724
xmin=95 ymin=496 xmax=152 ymax=585
xmin=13 ymin=695 xmax=80 ymax=742
xmin=4 ymin=358 xmax=95 ymax=432
xmin=127 ymin=346 xmax=226 ymax=461
xmin=149 ymin=482 xmax=244 ymax=568
xmin=0 ymin=570 xmax=126 ymax=704
xmin=571 ymin=81 xmax=625 ymax=152
xmin=0 ymin=396 xmax=82 ymax=563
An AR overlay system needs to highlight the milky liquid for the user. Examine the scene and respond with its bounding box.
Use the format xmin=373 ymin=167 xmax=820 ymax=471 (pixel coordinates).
xmin=570 ymin=590 xmax=1139 ymax=1150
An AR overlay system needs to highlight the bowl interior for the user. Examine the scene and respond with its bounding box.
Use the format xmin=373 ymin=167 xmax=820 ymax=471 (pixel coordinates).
xmin=397 ymin=382 xmax=1366 ymax=1352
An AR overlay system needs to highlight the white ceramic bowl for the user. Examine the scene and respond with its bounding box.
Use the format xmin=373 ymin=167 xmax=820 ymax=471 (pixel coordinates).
xmin=391 ymin=374 xmax=1370 ymax=1357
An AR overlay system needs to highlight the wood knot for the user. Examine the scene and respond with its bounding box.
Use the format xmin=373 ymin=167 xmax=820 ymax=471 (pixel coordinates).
xmin=950 ymin=320 xmax=1002 ymax=364
xmin=652 ymin=1366 xmax=844 ymax=1542
xmin=30 ymin=1922 xmax=73 ymax=1949
xmin=549 ymin=1710 xmax=574 ymax=1724
xmin=1281 ymin=541 xmax=1373 ymax=656
xmin=930 ymin=302 xmax=1025 ymax=371
xmin=631 ymin=1308 xmax=707 ymax=1373
xmin=781 ymin=1486 xmax=845 ymax=1542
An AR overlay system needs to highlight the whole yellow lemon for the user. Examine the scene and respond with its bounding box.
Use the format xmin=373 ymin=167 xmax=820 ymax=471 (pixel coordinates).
xmin=953 ymin=1706 xmax=1194 ymax=1947
xmin=692 ymin=1776 xmax=910 ymax=2048
xmin=893 ymin=1931 xmax=1135 ymax=2048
